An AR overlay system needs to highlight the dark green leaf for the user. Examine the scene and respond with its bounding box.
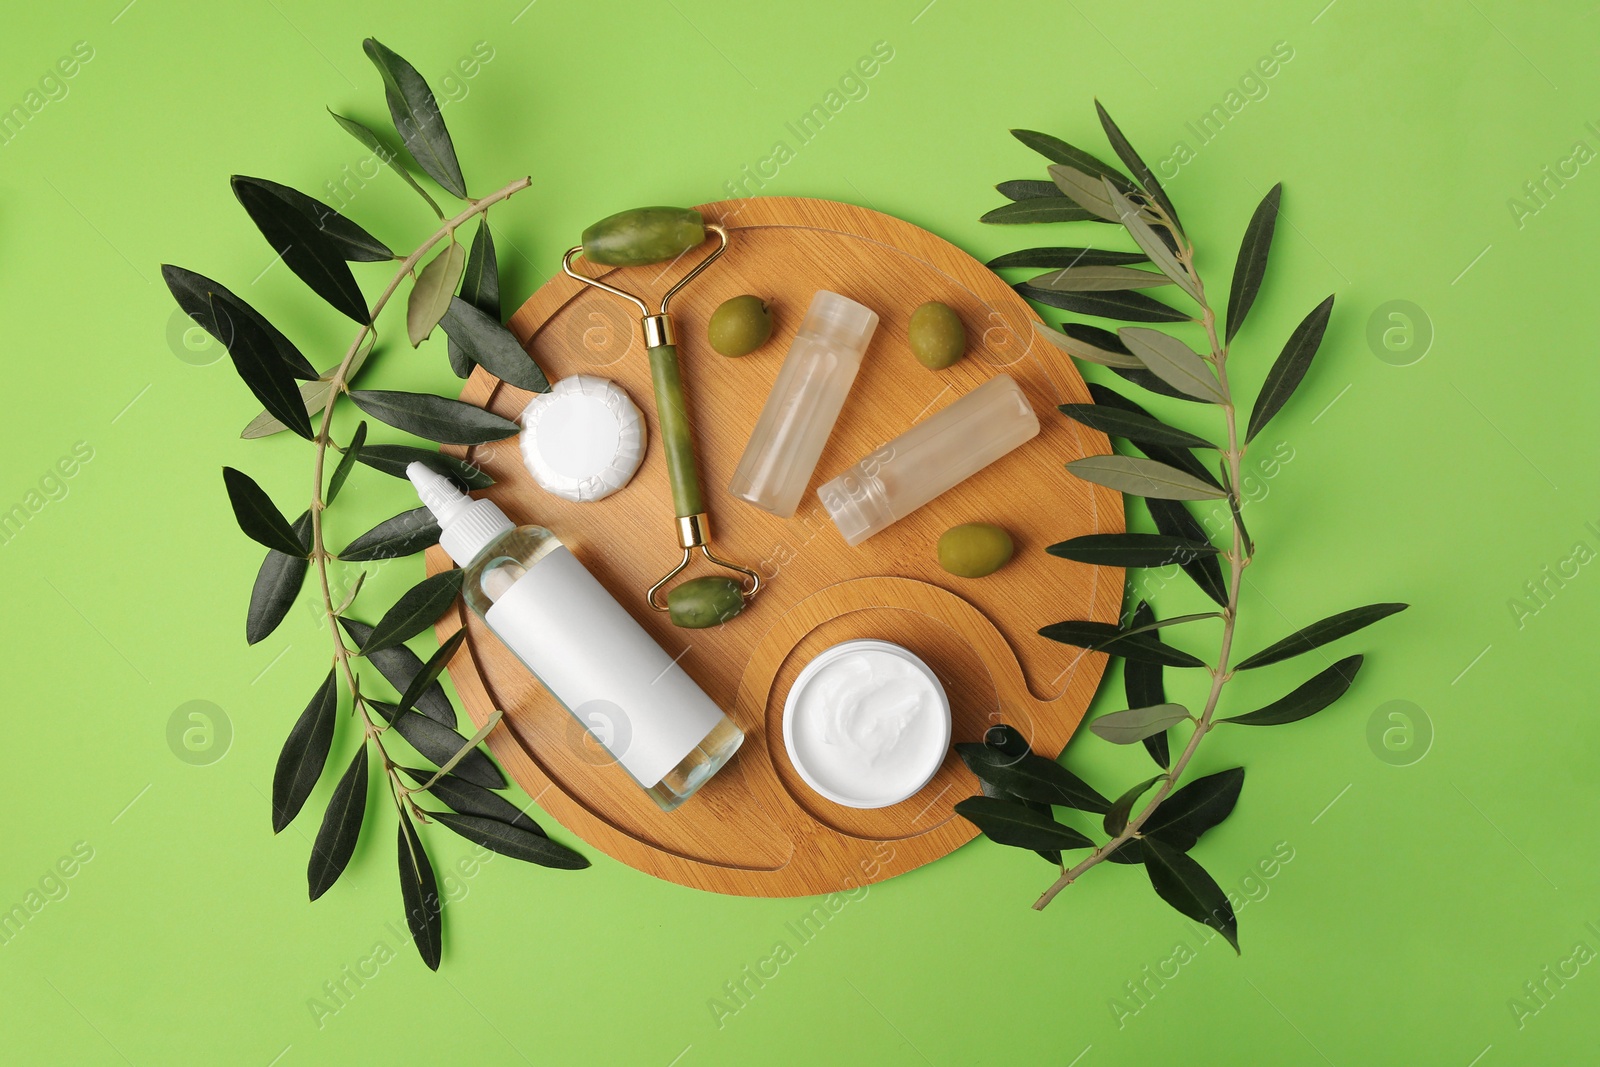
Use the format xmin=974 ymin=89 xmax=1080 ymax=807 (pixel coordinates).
xmin=1235 ymin=604 xmax=1407 ymax=670
xmin=449 ymin=220 xmax=500 ymax=377
xmin=439 ymin=298 xmax=549 ymax=392
xmin=1119 ymin=328 xmax=1225 ymax=404
xmin=1067 ymin=455 xmax=1227 ymax=501
xmin=1027 ymin=265 xmax=1173 ymax=292
xmin=348 ymin=389 xmax=520 ymax=445
xmin=232 ymin=175 xmax=369 ymax=324
xmin=1143 ymin=836 xmax=1238 ymax=952
xmin=328 ymin=108 xmax=443 ymax=217
xmin=996 ymin=179 xmax=1063 ymax=201
xmin=230 ymin=175 xmax=393 ymax=262
xmin=1095 ymin=100 xmax=1182 ymax=233
xmin=428 ymin=810 xmax=589 ymax=869
xmin=208 ymin=296 xmax=314 ymax=440
xmin=241 ymin=336 xmax=375 ymax=438
xmin=956 ymin=743 xmax=1110 ymax=813
xmin=1246 ymin=295 xmax=1335 ymax=441
xmin=954 ymin=796 xmax=1095 ymax=852
xmin=1090 ymin=704 xmax=1190 ymax=744
xmin=368 ymin=699 xmax=503 ymax=789
xmin=407 ymin=240 xmax=465 ymax=347
xmin=973 ymin=726 xmax=1063 ymax=863
xmin=1126 ymin=602 xmax=1169 ymax=766
xmin=1015 ymin=284 xmax=1188 ymax=322
xmin=1032 ymin=321 xmax=1143 ymax=368
xmin=1057 ymin=404 xmax=1216 ymax=451
xmin=326 ymin=422 xmax=366 ymax=505
xmin=1144 ymin=767 xmax=1244 ymax=851
xmin=363 ymin=38 xmax=467 ymax=199
xmin=355 ymin=444 xmax=493 ymax=489
xmin=398 ymin=767 xmax=543 ymax=834
xmin=1038 ymin=620 xmax=1205 ymax=668
xmin=272 ymin=670 xmax=338 ymax=832
xmin=987 ymin=246 xmax=1148 ymax=270
xmin=223 ymin=467 xmax=308 ymax=557
xmin=1222 ymin=655 xmax=1364 ymax=725
xmin=339 ymin=506 xmax=440 ymax=562
xmin=307 ymin=744 xmax=368 ymax=901
xmin=339 ymin=618 xmax=456 ymax=727
xmin=395 ymin=629 xmax=465 ymax=718
xmin=1226 ymin=183 xmax=1281 ymax=343
xmin=1047 ymin=533 xmax=1217 ymax=568
xmin=161 ymin=264 xmax=315 ymax=378
xmin=361 ymin=570 xmax=465 ymax=654
xmin=247 ymin=511 xmax=311 ymax=645
xmin=1104 ymin=775 xmax=1164 ymax=836
xmin=981 ymin=199 xmax=1112 ymax=225
xmin=1087 ymin=382 xmax=1224 ymax=492
xmin=1009 ymin=128 xmax=1132 ymax=189
xmin=1144 ymin=497 xmax=1228 ymax=606
xmin=396 ymin=809 xmax=442 ymax=970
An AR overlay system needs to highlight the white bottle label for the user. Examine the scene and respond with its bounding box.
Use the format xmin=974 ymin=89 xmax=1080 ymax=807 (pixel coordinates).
xmin=483 ymin=546 xmax=724 ymax=788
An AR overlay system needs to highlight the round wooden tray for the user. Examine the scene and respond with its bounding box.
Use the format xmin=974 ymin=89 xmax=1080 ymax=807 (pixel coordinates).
xmin=428 ymin=196 xmax=1123 ymax=896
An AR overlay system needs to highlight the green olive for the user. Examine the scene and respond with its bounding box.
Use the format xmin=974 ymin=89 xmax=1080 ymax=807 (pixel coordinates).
xmin=707 ymin=295 xmax=773 ymax=357
xmin=667 ymin=576 xmax=746 ymax=628
xmin=581 ymin=207 xmax=706 ymax=267
xmin=937 ymin=523 xmax=1014 ymax=578
xmin=908 ymin=301 xmax=967 ymax=370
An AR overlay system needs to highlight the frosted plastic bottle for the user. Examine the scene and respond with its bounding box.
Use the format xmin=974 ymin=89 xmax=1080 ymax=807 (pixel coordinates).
xmin=728 ymin=291 xmax=879 ymax=517
xmin=407 ymin=463 xmax=741 ymax=812
xmin=818 ymin=374 xmax=1040 ymax=546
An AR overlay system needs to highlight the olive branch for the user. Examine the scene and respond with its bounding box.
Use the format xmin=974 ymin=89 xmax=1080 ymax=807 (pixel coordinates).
xmin=163 ymin=39 xmax=586 ymax=972
xmin=956 ymin=102 xmax=1407 ymax=949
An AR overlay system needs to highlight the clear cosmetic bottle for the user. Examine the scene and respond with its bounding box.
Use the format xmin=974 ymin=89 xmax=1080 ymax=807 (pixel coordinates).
xmin=728 ymin=291 xmax=879 ymax=517
xmin=408 ymin=463 xmax=741 ymax=811
xmin=818 ymin=374 xmax=1040 ymax=545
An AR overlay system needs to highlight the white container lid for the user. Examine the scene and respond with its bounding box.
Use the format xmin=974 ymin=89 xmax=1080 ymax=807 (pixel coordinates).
xmin=519 ymin=375 xmax=646 ymax=503
xmin=782 ymin=639 xmax=951 ymax=809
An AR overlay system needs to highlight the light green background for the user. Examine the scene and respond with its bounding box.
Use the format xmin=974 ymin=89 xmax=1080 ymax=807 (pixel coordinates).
xmin=3 ymin=0 xmax=1596 ymax=1063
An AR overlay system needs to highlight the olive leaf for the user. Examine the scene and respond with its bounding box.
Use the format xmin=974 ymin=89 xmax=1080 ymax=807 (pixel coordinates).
xmin=1104 ymin=775 xmax=1164 ymax=836
xmin=1094 ymin=100 xmax=1182 ymax=233
xmin=996 ymin=179 xmax=1063 ymax=201
xmin=1118 ymin=328 xmax=1225 ymax=404
xmin=1222 ymin=655 xmax=1365 ymax=725
xmin=397 ymin=809 xmax=443 ymax=970
xmin=230 ymin=175 xmax=393 ymax=262
xmin=1104 ymin=180 xmax=1199 ymax=302
xmin=1143 ymin=767 xmax=1244 ymax=851
xmin=355 ymin=444 xmax=493 ymax=489
xmin=247 ymin=511 xmax=312 ymax=645
xmin=272 ymin=670 xmax=338 ymax=832
xmin=208 ymin=296 xmax=315 ymax=440
xmin=1009 ymin=128 xmax=1132 ymax=189
xmin=360 ymin=570 xmax=465 ymax=654
xmin=1015 ymin=283 xmax=1188 ymax=322
xmin=1032 ymin=321 xmax=1142 ymax=368
xmin=987 ymin=246 xmax=1148 ymax=270
xmin=328 ymin=108 xmax=443 ymax=217
xmin=307 ymin=744 xmax=368 ymax=901
xmin=1038 ymin=620 xmax=1206 ymax=668
xmin=1234 ymin=603 xmax=1408 ymax=670
xmin=1109 ymin=362 xmax=1208 ymax=403
xmin=338 ymin=618 xmax=456 ymax=726
xmin=1090 ymin=704 xmax=1190 ymax=744
xmin=222 ymin=467 xmax=309 ymax=557
xmin=326 ymin=422 xmax=367 ymax=506
xmin=1245 ymin=294 xmax=1335 ymax=442
xmin=982 ymin=199 xmax=1108 ymax=225
xmin=449 ymin=220 xmax=501 ymax=377
xmin=368 ymin=699 xmax=503 ymax=789
xmin=1144 ymin=498 xmax=1227 ymax=607
xmin=407 ymin=240 xmax=466 ymax=346
xmin=953 ymin=796 xmax=1095 ymax=852
xmin=427 ymin=810 xmax=589 ymax=869
xmin=162 ymin=264 xmax=315 ymax=379
xmin=1027 ymin=265 xmax=1174 ymax=292
xmin=395 ymin=629 xmax=465 ymax=719
xmin=1048 ymin=164 xmax=1124 ymax=222
xmin=363 ymin=38 xmax=467 ymax=199
xmin=956 ymin=742 xmax=1110 ymax=813
xmin=1142 ymin=836 xmax=1239 ymax=953
xmin=1057 ymin=403 xmax=1216 ymax=452
xmin=1083 ymin=383 xmax=1222 ymax=489
xmin=1067 ymin=455 xmax=1227 ymax=501
xmin=969 ymin=727 xmax=1068 ymax=863
xmin=241 ymin=335 xmax=374 ymax=439
xmin=439 ymin=298 xmax=549 ymax=392
xmin=232 ymin=175 xmax=369 ymax=324
xmin=398 ymin=767 xmax=543 ymax=833
xmin=1047 ymin=533 xmax=1217 ymax=568
xmin=1226 ymin=182 xmax=1282 ymax=343
xmin=348 ymin=389 xmax=520 ymax=445
xmin=340 ymin=507 xmax=440 ymax=562
xmin=1125 ymin=602 xmax=1170 ymax=767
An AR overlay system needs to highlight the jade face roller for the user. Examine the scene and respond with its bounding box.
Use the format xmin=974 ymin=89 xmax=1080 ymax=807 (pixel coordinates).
xmin=562 ymin=207 xmax=762 ymax=616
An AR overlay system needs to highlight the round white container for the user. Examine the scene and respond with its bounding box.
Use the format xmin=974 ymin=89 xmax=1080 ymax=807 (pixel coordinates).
xmin=782 ymin=639 xmax=951 ymax=809
xmin=519 ymin=375 xmax=646 ymax=503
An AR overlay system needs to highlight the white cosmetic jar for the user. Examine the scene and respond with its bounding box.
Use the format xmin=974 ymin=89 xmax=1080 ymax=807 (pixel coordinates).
xmin=782 ymin=639 xmax=952 ymax=809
